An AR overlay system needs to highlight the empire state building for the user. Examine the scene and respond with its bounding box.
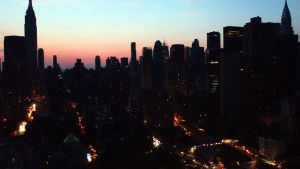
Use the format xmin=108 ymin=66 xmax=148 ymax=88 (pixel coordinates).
xmin=25 ymin=0 xmax=37 ymax=74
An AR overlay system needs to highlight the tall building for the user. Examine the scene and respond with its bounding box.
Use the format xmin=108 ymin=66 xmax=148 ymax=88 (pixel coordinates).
xmin=190 ymin=39 xmax=205 ymax=90
xmin=220 ymin=27 xmax=243 ymax=119
xmin=25 ymin=0 xmax=38 ymax=75
xmin=207 ymin=31 xmax=221 ymax=50
xmin=3 ymin=36 xmax=28 ymax=122
xmin=95 ymin=55 xmax=101 ymax=71
xmin=206 ymin=32 xmax=221 ymax=94
xmin=129 ymin=42 xmax=139 ymax=89
xmin=220 ymin=51 xmax=241 ymax=118
xmin=131 ymin=42 xmax=137 ymax=62
xmin=3 ymin=36 xmax=26 ymax=74
xmin=169 ymin=44 xmax=187 ymax=95
xmin=152 ymin=40 xmax=165 ymax=90
xmin=38 ymin=48 xmax=44 ymax=71
xmin=243 ymin=16 xmax=281 ymax=74
xmin=53 ymin=55 xmax=58 ymax=68
xmin=277 ymin=0 xmax=298 ymax=95
xmin=220 ymin=26 xmax=244 ymax=119
xmin=140 ymin=47 xmax=152 ymax=90
xmin=223 ymin=26 xmax=244 ymax=51
xmin=206 ymin=32 xmax=221 ymax=116
xmin=280 ymin=0 xmax=293 ymax=35
xmin=243 ymin=16 xmax=281 ymax=116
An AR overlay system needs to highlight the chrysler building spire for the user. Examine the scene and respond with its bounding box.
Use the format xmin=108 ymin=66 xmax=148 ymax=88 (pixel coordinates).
xmin=280 ymin=0 xmax=293 ymax=35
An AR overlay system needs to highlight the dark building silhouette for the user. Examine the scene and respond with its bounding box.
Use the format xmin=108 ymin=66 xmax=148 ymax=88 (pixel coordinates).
xmin=152 ymin=40 xmax=165 ymax=90
xmin=168 ymin=44 xmax=187 ymax=95
xmin=3 ymin=36 xmax=27 ymax=123
xmin=243 ymin=17 xmax=281 ymax=75
xmin=280 ymin=0 xmax=293 ymax=35
xmin=140 ymin=47 xmax=152 ymax=90
xmin=220 ymin=51 xmax=241 ymax=118
xmin=223 ymin=26 xmax=244 ymax=51
xmin=25 ymin=0 xmax=38 ymax=75
xmin=74 ymin=59 xmax=84 ymax=68
xmin=207 ymin=31 xmax=221 ymax=50
xmin=220 ymin=27 xmax=244 ymax=118
xmin=184 ymin=47 xmax=191 ymax=64
xmin=38 ymin=48 xmax=44 ymax=71
xmin=206 ymin=32 xmax=221 ymax=94
xmin=277 ymin=0 xmax=298 ymax=95
xmin=242 ymin=17 xmax=281 ymax=129
xmin=131 ymin=42 xmax=137 ymax=62
xmin=52 ymin=55 xmax=61 ymax=73
xmin=3 ymin=36 xmax=26 ymax=75
xmin=242 ymin=5 xmax=299 ymax=151
xmin=120 ymin=57 xmax=129 ymax=70
xmin=190 ymin=39 xmax=205 ymax=94
xmin=106 ymin=57 xmax=120 ymax=71
xmin=95 ymin=55 xmax=101 ymax=71
xmin=206 ymin=32 xmax=221 ymax=116
xmin=129 ymin=42 xmax=139 ymax=89
xmin=53 ymin=55 xmax=58 ymax=68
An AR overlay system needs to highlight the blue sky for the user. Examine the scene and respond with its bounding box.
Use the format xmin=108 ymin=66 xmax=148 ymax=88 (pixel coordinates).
xmin=0 ymin=0 xmax=299 ymax=68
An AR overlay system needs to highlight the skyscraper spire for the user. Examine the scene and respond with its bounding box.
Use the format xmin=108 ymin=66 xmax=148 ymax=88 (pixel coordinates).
xmin=280 ymin=0 xmax=293 ymax=35
xmin=25 ymin=0 xmax=38 ymax=75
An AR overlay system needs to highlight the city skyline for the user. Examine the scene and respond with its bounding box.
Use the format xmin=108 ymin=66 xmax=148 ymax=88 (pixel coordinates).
xmin=1 ymin=0 xmax=300 ymax=68
xmin=1 ymin=1 xmax=300 ymax=168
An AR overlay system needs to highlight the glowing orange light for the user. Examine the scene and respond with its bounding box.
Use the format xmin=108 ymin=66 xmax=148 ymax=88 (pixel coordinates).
xmin=18 ymin=121 xmax=27 ymax=134
xmin=174 ymin=113 xmax=183 ymax=126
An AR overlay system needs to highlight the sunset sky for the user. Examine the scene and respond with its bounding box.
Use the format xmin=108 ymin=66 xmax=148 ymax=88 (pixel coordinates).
xmin=0 ymin=0 xmax=299 ymax=68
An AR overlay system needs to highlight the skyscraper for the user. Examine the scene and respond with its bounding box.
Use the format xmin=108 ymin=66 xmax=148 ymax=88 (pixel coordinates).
xmin=3 ymin=36 xmax=26 ymax=74
xmin=190 ymin=39 xmax=205 ymax=95
xmin=206 ymin=32 xmax=221 ymax=116
xmin=206 ymin=32 xmax=221 ymax=95
xmin=25 ymin=0 xmax=38 ymax=75
xmin=95 ymin=55 xmax=101 ymax=71
xmin=223 ymin=26 xmax=244 ymax=51
xmin=140 ymin=47 xmax=152 ymax=90
xmin=152 ymin=40 xmax=165 ymax=90
xmin=129 ymin=42 xmax=139 ymax=90
xmin=3 ymin=36 xmax=28 ymax=121
xmin=243 ymin=16 xmax=280 ymax=77
xmin=277 ymin=0 xmax=298 ymax=96
xmin=38 ymin=48 xmax=44 ymax=71
xmin=169 ymin=44 xmax=187 ymax=95
xmin=207 ymin=31 xmax=221 ymax=50
xmin=53 ymin=55 xmax=58 ymax=68
xmin=220 ymin=27 xmax=243 ymax=119
xmin=280 ymin=0 xmax=293 ymax=35
xmin=131 ymin=42 xmax=137 ymax=62
xmin=220 ymin=51 xmax=241 ymax=118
